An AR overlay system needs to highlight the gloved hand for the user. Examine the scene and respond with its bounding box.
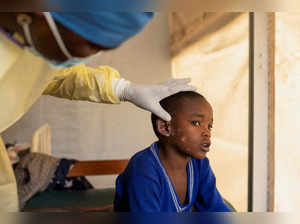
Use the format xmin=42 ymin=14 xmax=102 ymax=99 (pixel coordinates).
xmin=113 ymin=78 xmax=197 ymax=121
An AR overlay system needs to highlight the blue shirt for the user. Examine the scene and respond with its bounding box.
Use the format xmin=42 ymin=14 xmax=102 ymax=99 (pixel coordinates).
xmin=114 ymin=142 xmax=231 ymax=212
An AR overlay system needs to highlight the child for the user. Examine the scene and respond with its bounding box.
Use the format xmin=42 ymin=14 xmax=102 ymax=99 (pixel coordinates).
xmin=114 ymin=91 xmax=231 ymax=212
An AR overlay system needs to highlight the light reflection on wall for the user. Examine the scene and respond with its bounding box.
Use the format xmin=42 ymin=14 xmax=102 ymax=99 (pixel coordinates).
xmin=275 ymin=13 xmax=300 ymax=211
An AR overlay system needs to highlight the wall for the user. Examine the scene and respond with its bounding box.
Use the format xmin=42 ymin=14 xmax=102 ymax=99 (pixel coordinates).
xmin=274 ymin=13 xmax=300 ymax=211
xmin=2 ymin=13 xmax=172 ymax=188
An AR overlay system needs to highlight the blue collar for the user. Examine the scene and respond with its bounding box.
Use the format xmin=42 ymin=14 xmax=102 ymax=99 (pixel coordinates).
xmin=150 ymin=142 xmax=194 ymax=212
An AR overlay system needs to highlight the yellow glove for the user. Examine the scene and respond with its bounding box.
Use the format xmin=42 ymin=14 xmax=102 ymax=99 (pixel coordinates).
xmin=43 ymin=64 xmax=121 ymax=104
xmin=0 ymin=137 xmax=19 ymax=211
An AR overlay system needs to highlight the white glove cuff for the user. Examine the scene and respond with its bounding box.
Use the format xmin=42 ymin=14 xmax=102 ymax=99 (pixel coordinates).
xmin=112 ymin=78 xmax=131 ymax=102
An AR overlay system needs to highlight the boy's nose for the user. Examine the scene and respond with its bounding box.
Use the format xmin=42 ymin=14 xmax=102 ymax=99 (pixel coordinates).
xmin=201 ymin=128 xmax=211 ymax=138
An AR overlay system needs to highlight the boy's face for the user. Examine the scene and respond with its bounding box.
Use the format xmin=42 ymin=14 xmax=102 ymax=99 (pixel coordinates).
xmin=166 ymin=97 xmax=213 ymax=160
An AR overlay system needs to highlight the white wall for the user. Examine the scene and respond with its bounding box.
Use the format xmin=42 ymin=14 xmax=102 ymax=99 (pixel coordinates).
xmin=2 ymin=13 xmax=171 ymax=188
xmin=274 ymin=13 xmax=300 ymax=211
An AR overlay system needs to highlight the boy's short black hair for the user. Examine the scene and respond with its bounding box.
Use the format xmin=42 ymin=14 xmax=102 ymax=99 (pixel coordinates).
xmin=151 ymin=91 xmax=205 ymax=138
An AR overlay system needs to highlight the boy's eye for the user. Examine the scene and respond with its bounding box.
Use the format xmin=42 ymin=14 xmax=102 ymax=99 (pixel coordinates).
xmin=208 ymin=124 xmax=213 ymax=130
xmin=191 ymin=121 xmax=201 ymax=126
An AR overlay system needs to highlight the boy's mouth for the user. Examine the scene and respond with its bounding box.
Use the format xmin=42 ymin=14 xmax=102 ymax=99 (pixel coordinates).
xmin=200 ymin=143 xmax=211 ymax=152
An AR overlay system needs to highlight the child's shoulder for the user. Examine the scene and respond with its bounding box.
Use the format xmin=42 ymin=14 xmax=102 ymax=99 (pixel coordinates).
xmin=124 ymin=143 xmax=160 ymax=176
xmin=130 ymin=147 xmax=154 ymax=165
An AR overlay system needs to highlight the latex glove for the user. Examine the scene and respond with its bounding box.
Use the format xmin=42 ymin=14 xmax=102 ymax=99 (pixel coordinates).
xmin=114 ymin=78 xmax=197 ymax=121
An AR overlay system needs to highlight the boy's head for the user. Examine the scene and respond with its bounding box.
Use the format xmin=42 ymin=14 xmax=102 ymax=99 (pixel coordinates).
xmin=151 ymin=91 xmax=213 ymax=160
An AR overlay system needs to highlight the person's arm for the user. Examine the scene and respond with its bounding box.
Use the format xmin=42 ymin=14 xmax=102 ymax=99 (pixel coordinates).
xmin=43 ymin=64 xmax=196 ymax=121
xmin=114 ymin=174 xmax=161 ymax=212
xmin=196 ymin=158 xmax=231 ymax=212
xmin=43 ymin=64 xmax=121 ymax=104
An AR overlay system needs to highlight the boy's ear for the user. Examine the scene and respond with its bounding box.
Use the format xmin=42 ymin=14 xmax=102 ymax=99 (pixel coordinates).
xmin=156 ymin=119 xmax=171 ymax=137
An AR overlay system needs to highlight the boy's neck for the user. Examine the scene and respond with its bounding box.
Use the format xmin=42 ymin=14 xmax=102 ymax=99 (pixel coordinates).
xmin=158 ymin=141 xmax=190 ymax=171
